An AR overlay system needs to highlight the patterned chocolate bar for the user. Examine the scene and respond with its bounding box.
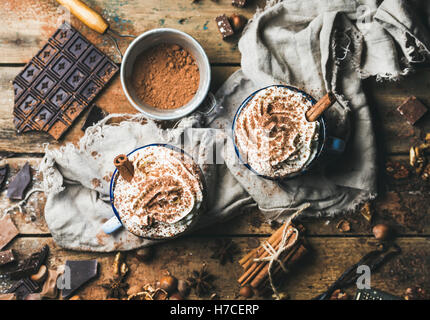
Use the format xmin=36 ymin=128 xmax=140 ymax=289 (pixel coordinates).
xmin=13 ymin=22 xmax=118 ymax=140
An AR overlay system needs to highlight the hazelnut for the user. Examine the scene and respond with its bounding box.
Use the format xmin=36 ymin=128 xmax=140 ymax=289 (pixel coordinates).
xmin=230 ymin=14 xmax=247 ymax=32
xmin=404 ymin=286 xmax=427 ymax=300
xmin=329 ymin=289 xmax=348 ymax=300
xmin=159 ymin=275 xmax=178 ymax=293
xmin=135 ymin=247 xmax=154 ymax=262
xmin=239 ymin=286 xmax=254 ymax=298
xmin=169 ymin=292 xmax=184 ymax=300
xmin=177 ymin=279 xmax=190 ymax=297
xmin=372 ymin=224 xmax=391 ymax=241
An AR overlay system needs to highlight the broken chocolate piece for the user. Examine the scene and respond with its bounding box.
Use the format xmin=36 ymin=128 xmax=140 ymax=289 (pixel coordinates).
xmin=215 ymin=15 xmax=234 ymax=39
xmin=0 ymin=164 xmax=9 ymax=191
xmin=40 ymin=269 xmax=60 ymax=299
xmin=0 ymin=215 xmax=19 ymax=250
xmin=7 ymin=278 xmax=40 ymax=300
xmin=232 ymin=0 xmax=246 ymax=7
xmin=13 ymin=22 xmax=118 ymax=140
xmin=8 ymin=245 xmax=49 ymax=280
xmin=81 ymin=104 xmax=108 ymax=132
xmin=7 ymin=162 xmax=31 ymax=200
xmin=61 ymin=260 xmax=99 ymax=299
xmin=397 ymin=96 xmax=428 ymax=125
xmin=0 ymin=249 xmax=15 ymax=266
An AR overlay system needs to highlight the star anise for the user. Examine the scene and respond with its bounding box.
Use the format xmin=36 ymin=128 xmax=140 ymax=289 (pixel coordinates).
xmin=101 ymin=278 xmax=129 ymax=299
xmin=101 ymin=252 xmax=129 ymax=299
xmin=187 ymin=265 xmax=215 ymax=297
xmin=210 ymin=239 xmax=240 ymax=265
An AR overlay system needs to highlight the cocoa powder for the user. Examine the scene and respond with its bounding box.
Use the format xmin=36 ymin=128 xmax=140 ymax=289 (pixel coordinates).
xmin=131 ymin=43 xmax=200 ymax=109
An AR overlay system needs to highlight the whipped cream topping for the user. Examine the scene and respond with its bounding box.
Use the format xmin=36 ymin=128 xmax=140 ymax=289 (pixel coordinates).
xmin=113 ymin=145 xmax=205 ymax=238
xmin=234 ymin=86 xmax=319 ymax=178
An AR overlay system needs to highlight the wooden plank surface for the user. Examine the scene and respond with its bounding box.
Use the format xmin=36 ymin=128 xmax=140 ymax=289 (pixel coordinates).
xmin=2 ymin=237 xmax=428 ymax=300
xmin=1 ymin=0 xmax=430 ymax=301
xmin=0 ymin=0 xmax=265 ymax=64
xmin=1 ymin=65 xmax=430 ymax=153
xmin=2 ymin=155 xmax=429 ymax=236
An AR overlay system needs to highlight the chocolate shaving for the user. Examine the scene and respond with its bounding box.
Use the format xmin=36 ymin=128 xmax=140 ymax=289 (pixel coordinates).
xmin=81 ymin=104 xmax=108 ymax=132
xmin=7 ymin=162 xmax=31 ymax=200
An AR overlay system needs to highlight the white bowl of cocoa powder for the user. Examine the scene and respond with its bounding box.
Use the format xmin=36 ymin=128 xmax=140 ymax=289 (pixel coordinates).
xmin=121 ymin=28 xmax=211 ymax=120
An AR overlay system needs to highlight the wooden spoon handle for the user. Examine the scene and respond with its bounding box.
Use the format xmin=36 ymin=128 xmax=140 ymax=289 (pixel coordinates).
xmin=306 ymin=92 xmax=336 ymax=122
xmin=56 ymin=0 xmax=109 ymax=34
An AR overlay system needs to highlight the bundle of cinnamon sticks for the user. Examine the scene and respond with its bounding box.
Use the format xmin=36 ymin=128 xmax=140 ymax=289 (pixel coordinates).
xmin=238 ymin=222 xmax=308 ymax=296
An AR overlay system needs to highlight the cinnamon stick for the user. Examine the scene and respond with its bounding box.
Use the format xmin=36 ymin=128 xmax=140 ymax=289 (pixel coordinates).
xmin=249 ymin=234 xmax=300 ymax=289
xmin=239 ymin=234 xmax=287 ymax=285
xmin=256 ymin=244 xmax=308 ymax=292
xmin=114 ymin=154 xmax=135 ymax=182
xmin=305 ymin=92 xmax=336 ymax=122
xmin=239 ymin=222 xmax=290 ymax=267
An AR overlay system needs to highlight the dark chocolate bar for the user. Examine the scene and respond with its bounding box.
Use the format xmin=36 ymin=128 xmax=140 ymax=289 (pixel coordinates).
xmin=232 ymin=0 xmax=246 ymax=7
xmin=7 ymin=278 xmax=40 ymax=300
xmin=13 ymin=22 xmax=118 ymax=140
xmin=0 ymin=249 xmax=15 ymax=266
xmin=215 ymin=15 xmax=235 ymax=39
xmin=8 ymin=245 xmax=49 ymax=280
xmin=397 ymin=96 xmax=428 ymax=125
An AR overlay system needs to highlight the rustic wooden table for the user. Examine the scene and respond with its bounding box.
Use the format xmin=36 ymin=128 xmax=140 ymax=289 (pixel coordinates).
xmin=1 ymin=0 xmax=429 ymax=300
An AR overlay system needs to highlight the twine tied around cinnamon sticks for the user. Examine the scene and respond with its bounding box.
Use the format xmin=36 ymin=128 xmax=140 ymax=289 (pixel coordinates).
xmin=238 ymin=203 xmax=310 ymax=299
xmin=254 ymin=224 xmax=299 ymax=299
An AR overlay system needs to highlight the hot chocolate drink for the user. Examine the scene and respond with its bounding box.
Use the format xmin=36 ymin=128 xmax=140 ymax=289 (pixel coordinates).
xmin=113 ymin=145 xmax=205 ymax=239
xmin=234 ymin=86 xmax=320 ymax=179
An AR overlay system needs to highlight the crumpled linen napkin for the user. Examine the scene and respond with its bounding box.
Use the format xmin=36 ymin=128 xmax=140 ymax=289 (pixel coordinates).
xmin=39 ymin=115 xmax=254 ymax=252
xmin=39 ymin=0 xmax=430 ymax=251
xmin=208 ymin=0 xmax=430 ymax=220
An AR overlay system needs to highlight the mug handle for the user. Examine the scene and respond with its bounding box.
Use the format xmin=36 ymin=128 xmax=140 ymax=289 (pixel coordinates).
xmin=102 ymin=215 xmax=123 ymax=234
xmin=326 ymin=136 xmax=346 ymax=154
xmin=196 ymin=92 xmax=222 ymax=125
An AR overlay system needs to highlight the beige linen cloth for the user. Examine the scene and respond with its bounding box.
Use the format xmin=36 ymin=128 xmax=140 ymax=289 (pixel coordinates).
xmin=39 ymin=0 xmax=430 ymax=251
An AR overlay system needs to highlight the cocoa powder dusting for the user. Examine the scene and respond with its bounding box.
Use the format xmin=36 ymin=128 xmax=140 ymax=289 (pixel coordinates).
xmin=131 ymin=43 xmax=200 ymax=109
